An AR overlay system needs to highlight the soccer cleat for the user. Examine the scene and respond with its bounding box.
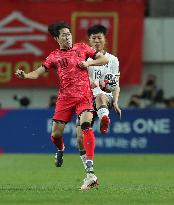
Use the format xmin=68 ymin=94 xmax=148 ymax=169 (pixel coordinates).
xmin=55 ymin=150 xmax=64 ymax=167
xmin=100 ymin=115 xmax=110 ymax=134
xmin=80 ymin=173 xmax=99 ymax=190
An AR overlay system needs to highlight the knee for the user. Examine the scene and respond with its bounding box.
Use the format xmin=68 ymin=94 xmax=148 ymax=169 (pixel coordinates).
xmin=51 ymin=129 xmax=63 ymax=138
xmin=51 ymin=121 xmax=65 ymax=138
xmin=98 ymin=93 xmax=106 ymax=101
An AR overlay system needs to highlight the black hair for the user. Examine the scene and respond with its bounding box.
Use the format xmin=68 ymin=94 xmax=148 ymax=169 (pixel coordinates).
xmin=48 ymin=21 xmax=70 ymax=38
xmin=87 ymin=24 xmax=107 ymax=37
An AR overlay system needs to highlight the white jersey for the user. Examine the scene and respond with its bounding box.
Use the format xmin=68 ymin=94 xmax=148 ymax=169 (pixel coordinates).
xmin=87 ymin=52 xmax=120 ymax=97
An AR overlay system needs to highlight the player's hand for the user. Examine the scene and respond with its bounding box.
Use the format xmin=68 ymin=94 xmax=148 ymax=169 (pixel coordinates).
xmin=90 ymin=78 xmax=99 ymax=89
xmin=113 ymin=102 xmax=121 ymax=120
xmin=78 ymin=61 xmax=89 ymax=69
xmin=90 ymin=82 xmax=98 ymax=89
xmin=15 ymin=69 xmax=27 ymax=79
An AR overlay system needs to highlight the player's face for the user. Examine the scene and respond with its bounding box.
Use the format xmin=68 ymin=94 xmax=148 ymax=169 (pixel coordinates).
xmin=56 ymin=28 xmax=72 ymax=49
xmin=89 ymin=33 xmax=106 ymax=52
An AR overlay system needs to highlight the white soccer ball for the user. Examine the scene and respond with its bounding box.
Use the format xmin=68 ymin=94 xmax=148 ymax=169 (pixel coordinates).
xmin=99 ymin=73 xmax=118 ymax=92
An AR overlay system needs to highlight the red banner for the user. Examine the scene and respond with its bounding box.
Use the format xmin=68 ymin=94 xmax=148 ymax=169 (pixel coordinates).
xmin=0 ymin=0 xmax=145 ymax=87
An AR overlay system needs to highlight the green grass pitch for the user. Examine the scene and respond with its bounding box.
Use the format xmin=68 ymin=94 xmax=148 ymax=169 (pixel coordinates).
xmin=0 ymin=154 xmax=174 ymax=205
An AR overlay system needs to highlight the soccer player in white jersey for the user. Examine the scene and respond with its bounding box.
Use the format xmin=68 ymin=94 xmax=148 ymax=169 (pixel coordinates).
xmin=77 ymin=24 xmax=121 ymax=190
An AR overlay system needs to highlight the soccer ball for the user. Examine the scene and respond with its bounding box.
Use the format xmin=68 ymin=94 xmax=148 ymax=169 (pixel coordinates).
xmin=99 ymin=73 xmax=118 ymax=92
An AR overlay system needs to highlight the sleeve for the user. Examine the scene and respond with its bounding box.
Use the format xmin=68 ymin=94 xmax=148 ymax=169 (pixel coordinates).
xmin=42 ymin=52 xmax=55 ymax=71
xmin=110 ymin=56 xmax=120 ymax=87
xmin=110 ymin=56 xmax=120 ymax=76
xmin=82 ymin=43 xmax=97 ymax=59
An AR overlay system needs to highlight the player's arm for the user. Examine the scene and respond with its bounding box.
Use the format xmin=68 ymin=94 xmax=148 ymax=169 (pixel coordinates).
xmin=111 ymin=58 xmax=121 ymax=119
xmin=88 ymin=52 xmax=108 ymax=66
xmin=15 ymin=66 xmax=46 ymax=80
xmin=112 ymin=86 xmax=120 ymax=107
xmin=79 ymin=52 xmax=108 ymax=68
xmin=112 ymin=84 xmax=121 ymax=120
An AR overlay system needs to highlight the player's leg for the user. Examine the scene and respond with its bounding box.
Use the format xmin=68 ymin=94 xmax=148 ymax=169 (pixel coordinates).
xmin=76 ymin=112 xmax=96 ymax=172
xmin=51 ymin=98 xmax=75 ymax=167
xmin=76 ymin=96 xmax=98 ymax=190
xmin=79 ymin=111 xmax=99 ymax=190
xmin=76 ymin=114 xmax=96 ymax=170
xmin=95 ymin=93 xmax=111 ymax=134
xmin=80 ymin=111 xmax=95 ymax=172
xmin=51 ymin=121 xmax=66 ymax=167
xmin=76 ymin=120 xmax=87 ymax=170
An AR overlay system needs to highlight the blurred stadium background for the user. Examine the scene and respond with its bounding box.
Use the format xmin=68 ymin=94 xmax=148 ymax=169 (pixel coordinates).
xmin=0 ymin=0 xmax=173 ymax=154
xmin=1 ymin=1 xmax=174 ymax=204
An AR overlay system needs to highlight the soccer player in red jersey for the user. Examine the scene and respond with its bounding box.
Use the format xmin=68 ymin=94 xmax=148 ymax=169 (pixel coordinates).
xmin=15 ymin=21 xmax=108 ymax=190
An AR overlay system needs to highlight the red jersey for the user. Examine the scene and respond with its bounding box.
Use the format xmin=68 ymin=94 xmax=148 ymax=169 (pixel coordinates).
xmin=43 ymin=43 xmax=96 ymax=99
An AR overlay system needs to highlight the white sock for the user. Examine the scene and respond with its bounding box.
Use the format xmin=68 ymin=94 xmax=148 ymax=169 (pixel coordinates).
xmin=80 ymin=154 xmax=87 ymax=169
xmin=86 ymin=160 xmax=93 ymax=165
xmin=86 ymin=160 xmax=94 ymax=173
xmin=97 ymin=108 xmax=109 ymax=120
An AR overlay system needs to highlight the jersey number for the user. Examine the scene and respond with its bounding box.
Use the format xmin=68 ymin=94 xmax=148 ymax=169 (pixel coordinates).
xmin=59 ymin=58 xmax=68 ymax=68
xmin=94 ymin=70 xmax=102 ymax=79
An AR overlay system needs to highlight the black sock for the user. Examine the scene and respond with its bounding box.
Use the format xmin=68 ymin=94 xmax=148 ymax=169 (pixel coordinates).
xmin=79 ymin=150 xmax=86 ymax=156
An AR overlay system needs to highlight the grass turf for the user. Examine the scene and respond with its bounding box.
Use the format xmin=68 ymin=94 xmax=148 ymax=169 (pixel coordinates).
xmin=0 ymin=154 xmax=174 ymax=205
